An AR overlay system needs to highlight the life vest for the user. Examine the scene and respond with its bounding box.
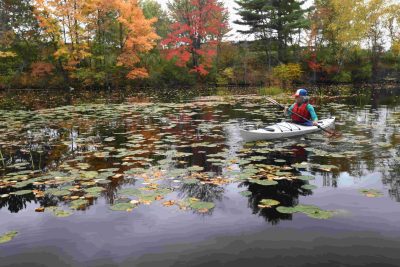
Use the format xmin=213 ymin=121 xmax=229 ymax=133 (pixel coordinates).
xmin=291 ymin=103 xmax=311 ymax=123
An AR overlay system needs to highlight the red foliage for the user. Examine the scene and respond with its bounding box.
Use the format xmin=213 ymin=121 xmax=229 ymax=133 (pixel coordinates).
xmin=161 ymin=0 xmax=228 ymax=76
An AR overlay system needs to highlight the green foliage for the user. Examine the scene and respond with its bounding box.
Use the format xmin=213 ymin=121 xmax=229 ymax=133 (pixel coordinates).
xmin=332 ymin=71 xmax=352 ymax=83
xmin=234 ymin=0 xmax=309 ymax=63
xmin=258 ymin=87 xmax=283 ymax=96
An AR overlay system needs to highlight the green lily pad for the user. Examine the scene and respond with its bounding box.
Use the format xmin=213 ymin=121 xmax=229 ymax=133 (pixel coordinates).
xmin=109 ymin=203 xmax=136 ymax=211
xmin=359 ymin=189 xmax=383 ymax=197
xmin=189 ymin=201 xmax=215 ymax=211
xmin=46 ymin=189 xmax=71 ymax=197
xmin=248 ymin=179 xmax=278 ymax=186
xmin=239 ymin=190 xmax=252 ymax=197
xmin=276 ymin=206 xmax=297 ymax=214
xmin=46 ymin=207 xmax=72 ymax=217
xmin=118 ymin=188 xmax=142 ymax=196
xmin=301 ymin=184 xmax=318 ymax=190
xmin=12 ymin=190 xmax=33 ymax=196
xmin=182 ymin=178 xmax=199 ymax=185
xmin=70 ymin=199 xmax=89 ymax=210
xmin=0 ymin=231 xmax=18 ymax=244
xmin=188 ymin=166 xmax=204 ymax=172
xmin=84 ymin=186 xmax=105 ymax=195
xmin=276 ymin=204 xmax=334 ymax=219
xmin=258 ymin=199 xmax=280 ymax=208
xmin=296 ymin=175 xmax=315 ymax=181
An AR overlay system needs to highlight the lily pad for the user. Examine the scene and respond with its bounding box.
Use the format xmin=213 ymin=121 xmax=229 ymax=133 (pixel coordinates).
xmin=276 ymin=206 xmax=297 ymax=214
xmin=0 ymin=231 xmax=18 ymax=244
xmin=189 ymin=201 xmax=215 ymax=211
xmin=239 ymin=190 xmax=252 ymax=197
xmin=296 ymin=175 xmax=315 ymax=181
xmin=109 ymin=203 xmax=136 ymax=211
xmin=12 ymin=190 xmax=33 ymax=196
xmin=301 ymin=184 xmax=318 ymax=190
xmin=258 ymin=199 xmax=280 ymax=208
xmin=46 ymin=189 xmax=71 ymax=197
xmin=70 ymin=199 xmax=89 ymax=210
xmin=182 ymin=178 xmax=199 ymax=185
xmin=359 ymin=189 xmax=383 ymax=198
xmin=248 ymin=179 xmax=278 ymax=186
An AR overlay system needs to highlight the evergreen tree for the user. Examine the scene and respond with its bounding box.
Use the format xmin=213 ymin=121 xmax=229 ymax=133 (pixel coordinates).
xmin=234 ymin=0 xmax=309 ymax=64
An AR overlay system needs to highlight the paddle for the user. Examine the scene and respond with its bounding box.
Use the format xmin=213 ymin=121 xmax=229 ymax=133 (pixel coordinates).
xmin=265 ymin=96 xmax=341 ymax=137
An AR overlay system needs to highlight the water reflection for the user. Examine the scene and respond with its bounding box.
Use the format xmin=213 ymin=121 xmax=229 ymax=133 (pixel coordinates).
xmin=0 ymin=89 xmax=399 ymax=220
xmin=240 ymin=179 xmax=312 ymax=224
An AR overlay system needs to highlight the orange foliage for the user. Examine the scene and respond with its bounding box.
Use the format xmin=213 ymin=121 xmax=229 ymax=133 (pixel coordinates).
xmin=30 ymin=62 xmax=55 ymax=77
xmin=34 ymin=0 xmax=158 ymax=80
xmin=113 ymin=0 xmax=159 ymax=79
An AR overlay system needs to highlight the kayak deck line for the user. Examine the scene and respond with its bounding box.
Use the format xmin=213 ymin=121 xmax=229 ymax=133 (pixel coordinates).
xmin=240 ymin=117 xmax=336 ymax=142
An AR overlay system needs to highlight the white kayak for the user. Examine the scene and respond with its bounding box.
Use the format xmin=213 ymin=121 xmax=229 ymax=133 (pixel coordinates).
xmin=240 ymin=117 xmax=336 ymax=142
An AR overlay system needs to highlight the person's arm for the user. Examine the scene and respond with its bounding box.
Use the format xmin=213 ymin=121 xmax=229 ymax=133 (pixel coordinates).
xmin=284 ymin=104 xmax=294 ymax=117
xmin=307 ymin=104 xmax=318 ymax=125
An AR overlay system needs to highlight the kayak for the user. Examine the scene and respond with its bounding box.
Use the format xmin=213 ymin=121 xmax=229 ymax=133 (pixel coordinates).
xmin=240 ymin=117 xmax=336 ymax=142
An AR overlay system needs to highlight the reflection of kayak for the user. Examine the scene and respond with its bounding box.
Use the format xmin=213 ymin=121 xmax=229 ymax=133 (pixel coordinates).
xmin=240 ymin=117 xmax=336 ymax=142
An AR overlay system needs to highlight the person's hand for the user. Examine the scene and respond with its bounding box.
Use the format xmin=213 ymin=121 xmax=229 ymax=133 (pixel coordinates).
xmin=283 ymin=106 xmax=288 ymax=114
xmin=312 ymin=121 xmax=318 ymax=126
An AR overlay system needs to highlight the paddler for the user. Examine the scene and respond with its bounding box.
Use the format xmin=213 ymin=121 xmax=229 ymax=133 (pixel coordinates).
xmin=284 ymin=88 xmax=318 ymax=126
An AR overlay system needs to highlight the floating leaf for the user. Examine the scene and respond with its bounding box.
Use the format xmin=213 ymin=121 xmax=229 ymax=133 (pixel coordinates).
xmin=258 ymin=199 xmax=280 ymax=208
xmin=12 ymin=190 xmax=33 ymax=196
xmin=190 ymin=201 xmax=215 ymax=211
xmin=70 ymin=199 xmax=89 ymax=210
xmin=277 ymin=204 xmax=334 ymax=219
xmin=359 ymin=189 xmax=383 ymax=198
xmin=46 ymin=189 xmax=70 ymax=197
xmin=0 ymin=231 xmax=18 ymax=244
xmin=182 ymin=178 xmax=199 ymax=185
xmin=239 ymin=190 xmax=252 ymax=197
xmin=276 ymin=206 xmax=297 ymax=214
xmin=109 ymin=203 xmax=136 ymax=211
xmin=248 ymin=179 xmax=278 ymax=186
xmin=301 ymin=184 xmax=318 ymax=190
xmin=296 ymin=175 xmax=315 ymax=181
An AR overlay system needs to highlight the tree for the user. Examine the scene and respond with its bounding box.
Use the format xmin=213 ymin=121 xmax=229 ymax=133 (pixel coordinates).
xmin=33 ymin=0 xmax=158 ymax=87
xmin=140 ymin=0 xmax=171 ymax=39
xmin=162 ymin=0 xmax=228 ymax=77
xmin=234 ymin=0 xmax=309 ymax=64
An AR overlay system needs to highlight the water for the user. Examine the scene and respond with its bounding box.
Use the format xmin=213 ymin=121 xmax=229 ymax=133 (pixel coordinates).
xmin=0 ymin=88 xmax=399 ymax=266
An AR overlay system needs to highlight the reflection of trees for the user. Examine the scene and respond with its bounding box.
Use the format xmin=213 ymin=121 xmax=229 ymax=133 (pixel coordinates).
xmin=0 ymin=193 xmax=37 ymax=213
xmin=178 ymin=183 xmax=224 ymax=203
xmin=382 ymin=154 xmax=400 ymax=202
xmin=240 ymin=179 xmax=312 ymax=225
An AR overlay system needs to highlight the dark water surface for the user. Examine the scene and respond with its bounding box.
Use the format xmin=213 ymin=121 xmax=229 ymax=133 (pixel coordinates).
xmin=0 ymin=88 xmax=399 ymax=266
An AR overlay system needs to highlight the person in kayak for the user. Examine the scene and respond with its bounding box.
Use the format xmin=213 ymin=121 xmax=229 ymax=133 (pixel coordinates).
xmin=284 ymin=88 xmax=318 ymax=126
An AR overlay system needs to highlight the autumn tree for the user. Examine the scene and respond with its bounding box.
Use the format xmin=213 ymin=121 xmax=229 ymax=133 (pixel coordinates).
xmin=162 ymin=0 xmax=228 ymax=77
xmin=33 ymin=0 xmax=158 ymax=88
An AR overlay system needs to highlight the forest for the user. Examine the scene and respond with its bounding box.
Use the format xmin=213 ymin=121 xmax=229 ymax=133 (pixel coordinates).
xmin=1 ymin=0 xmax=400 ymax=89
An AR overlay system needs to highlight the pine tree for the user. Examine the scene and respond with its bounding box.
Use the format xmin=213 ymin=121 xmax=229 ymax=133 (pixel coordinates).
xmin=234 ymin=0 xmax=309 ymax=64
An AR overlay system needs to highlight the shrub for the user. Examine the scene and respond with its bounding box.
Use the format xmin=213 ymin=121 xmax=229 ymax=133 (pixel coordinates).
xmin=272 ymin=63 xmax=303 ymax=88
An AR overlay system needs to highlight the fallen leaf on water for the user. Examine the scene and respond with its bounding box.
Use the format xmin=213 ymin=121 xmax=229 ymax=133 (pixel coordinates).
xmin=162 ymin=200 xmax=175 ymax=207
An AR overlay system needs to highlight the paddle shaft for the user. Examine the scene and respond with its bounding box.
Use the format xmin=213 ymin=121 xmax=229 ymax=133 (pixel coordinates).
xmin=265 ymin=97 xmax=335 ymax=135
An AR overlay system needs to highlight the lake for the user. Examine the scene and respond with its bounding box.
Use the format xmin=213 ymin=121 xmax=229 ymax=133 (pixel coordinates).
xmin=0 ymin=87 xmax=399 ymax=266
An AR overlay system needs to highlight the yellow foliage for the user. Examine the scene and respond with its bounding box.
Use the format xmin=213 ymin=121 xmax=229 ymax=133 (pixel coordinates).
xmin=392 ymin=40 xmax=400 ymax=56
xmin=0 ymin=51 xmax=17 ymax=58
xmin=272 ymin=63 xmax=303 ymax=88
